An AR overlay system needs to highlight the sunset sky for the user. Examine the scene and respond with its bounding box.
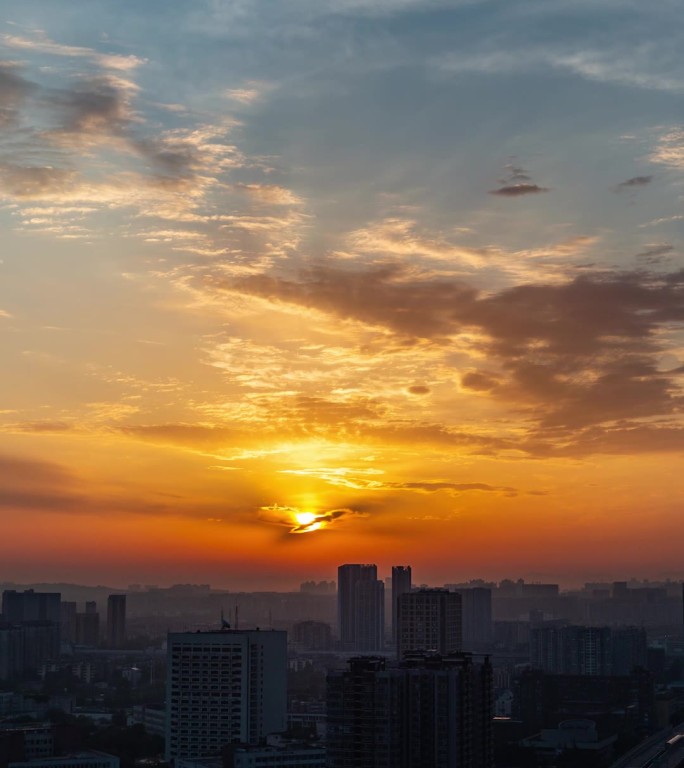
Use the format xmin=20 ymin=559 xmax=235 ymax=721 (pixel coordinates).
xmin=1 ymin=0 xmax=684 ymax=589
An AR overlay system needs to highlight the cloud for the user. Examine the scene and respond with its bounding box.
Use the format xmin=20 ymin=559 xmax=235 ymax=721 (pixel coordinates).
xmin=616 ymin=175 xmax=653 ymax=190
xmin=388 ymin=481 xmax=519 ymax=496
xmin=635 ymin=244 xmax=673 ymax=263
xmin=223 ymin=264 xmax=684 ymax=447
xmin=461 ymin=370 xmax=499 ymax=392
xmin=5 ymin=421 xmax=72 ymax=433
xmin=0 ymin=163 xmax=77 ymax=198
xmin=235 ymin=183 xmax=303 ymax=205
xmin=0 ymin=61 xmax=36 ymax=128
xmin=489 ymin=184 xmax=549 ymax=197
xmin=1 ymin=32 xmax=145 ymax=71
xmin=258 ymin=503 xmax=366 ymax=533
xmin=407 ymin=385 xmax=430 ymax=395
xmin=489 ymin=163 xmax=549 ymax=197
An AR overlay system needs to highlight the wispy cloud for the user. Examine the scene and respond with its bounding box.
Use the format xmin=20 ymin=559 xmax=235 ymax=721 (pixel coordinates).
xmin=2 ymin=32 xmax=145 ymax=71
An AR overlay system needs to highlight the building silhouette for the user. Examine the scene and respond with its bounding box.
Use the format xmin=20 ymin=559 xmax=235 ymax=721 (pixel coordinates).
xmin=74 ymin=602 xmax=99 ymax=647
xmin=337 ymin=564 xmax=385 ymax=652
xmin=327 ymin=652 xmax=493 ymax=768
xmin=106 ymin=595 xmax=126 ymax=648
xmin=397 ymin=588 xmax=462 ymax=659
xmin=165 ymin=629 xmax=287 ymax=760
xmin=2 ymin=590 xmax=61 ymax=626
xmin=0 ymin=590 xmax=61 ymax=674
xmin=456 ymin=588 xmax=492 ymax=650
xmin=391 ymin=565 xmax=412 ymax=650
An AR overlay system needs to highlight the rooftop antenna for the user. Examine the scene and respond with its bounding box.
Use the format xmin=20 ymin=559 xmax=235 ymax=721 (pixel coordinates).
xmin=220 ymin=608 xmax=230 ymax=630
xmin=235 ymin=604 xmax=239 ymax=630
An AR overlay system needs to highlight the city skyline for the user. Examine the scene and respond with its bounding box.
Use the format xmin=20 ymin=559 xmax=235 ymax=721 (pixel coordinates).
xmin=2 ymin=1 xmax=684 ymax=588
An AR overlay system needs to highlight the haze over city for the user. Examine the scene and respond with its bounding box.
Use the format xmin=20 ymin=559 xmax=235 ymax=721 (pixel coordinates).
xmin=2 ymin=0 xmax=684 ymax=589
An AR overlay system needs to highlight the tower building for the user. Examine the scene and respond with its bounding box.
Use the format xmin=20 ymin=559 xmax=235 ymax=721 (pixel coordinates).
xmin=106 ymin=595 xmax=126 ymax=649
xmin=327 ymin=652 xmax=493 ymax=768
xmin=397 ymin=588 xmax=462 ymax=659
xmin=165 ymin=629 xmax=287 ymax=760
xmin=391 ymin=565 xmax=412 ymax=648
xmin=337 ymin=564 xmax=385 ymax=651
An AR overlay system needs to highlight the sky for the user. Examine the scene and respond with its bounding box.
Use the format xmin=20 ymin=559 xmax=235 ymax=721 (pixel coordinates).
xmin=1 ymin=0 xmax=684 ymax=589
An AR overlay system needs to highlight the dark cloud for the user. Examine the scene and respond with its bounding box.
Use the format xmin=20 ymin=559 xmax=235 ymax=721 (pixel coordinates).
xmin=635 ymin=244 xmax=673 ymax=263
xmin=407 ymin=385 xmax=430 ymax=395
xmin=461 ymin=371 xmax=499 ymax=392
xmin=227 ymin=264 xmax=684 ymax=448
xmin=0 ymin=454 xmax=83 ymax=511
xmin=490 ymin=163 xmax=549 ymax=197
xmin=258 ymin=504 xmax=365 ymax=534
xmin=0 ymin=62 xmax=36 ymax=128
xmin=616 ymin=175 xmax=653 ymax=190
xmin=47 ymin=76 xmax=130 ymax=137
xmin=232 ymin=264 xmax=477 ymax=338
xmin=291 ymin=507 xmax=364 ymax=533
xmin=0 ymin=163 xmax=76 ymax=197
xmin=489 ymin=183 xmax=549 ymax=197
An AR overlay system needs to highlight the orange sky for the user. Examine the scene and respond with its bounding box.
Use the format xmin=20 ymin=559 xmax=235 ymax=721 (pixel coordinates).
xmin=1 ymin=3 xmax=684 ymax=588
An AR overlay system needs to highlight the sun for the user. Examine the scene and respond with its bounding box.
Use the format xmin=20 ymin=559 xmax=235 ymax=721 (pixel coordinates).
xmin=294 ymin=512 xmax=316 ymax=526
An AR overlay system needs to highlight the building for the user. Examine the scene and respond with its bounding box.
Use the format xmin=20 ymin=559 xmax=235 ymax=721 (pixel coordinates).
xmin=178 ymin=744 xmax=326 ymax=768
xmin=327 ymin=652 xmax=493 ymax=768
xmin=2 ymin=592 xmax=61 ymax=626
xmin=60 ymin=603 xmax=77 ymax=645
xmin=105 ymin=596 xmax=126 ymax=649
xmin=1 ymin=591 xmax=61 ymax=670
xmin=131 ymin=704 xmax=165 ymax=737
xmin=291 ymin=621 xmax=332 ymax=652
xmin=0 ymin=624 xmax=25 ymax=681
xmin=391 ymin=566 xmax=412 ymax=648
xmin=8 ymin=752 xmax=119 ymax=768
xmin=530 ymin=625 xmax=634 ymax=676
xmin=74 ymin=610 xmax=99 ymax=648
xmin=165 ymin=629 xmax=287 ymax=761
xmin=456 ymin=588 xmax=492 ymax=650
xmin=337 ymin=565 xmax=385 ymax=652
xmin=397 ymin=589 xmax=462 ymax=659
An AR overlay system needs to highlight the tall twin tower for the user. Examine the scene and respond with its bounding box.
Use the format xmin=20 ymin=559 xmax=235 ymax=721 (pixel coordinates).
xmin=338 ymin=563 xmax=468 ymax=655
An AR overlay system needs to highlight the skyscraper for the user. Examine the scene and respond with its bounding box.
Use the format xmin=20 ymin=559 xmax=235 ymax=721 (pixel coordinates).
xmin=2 ymin=590 xmax=61 ymax=625
xmin=106 ymin=595 xmax=126 ymax=648
xmin=165 ymin=629 xmax=287 ymax=760
xmin=1 ymin=590 xmax=61 ymax=669
xmin=337 ymin=564 xmax=385 ymax=651
xmin=397 ymin=588 xmax=462 ymax=659
xmin=456 ymin=588 xmax=492 ymax=650
xmin=327 ymin=652 xmax=493 ymax=768
xmin=530 ymin=625 xmax=613 ymax=675
xmin=391 ymin=565 xmax=412 ymax=648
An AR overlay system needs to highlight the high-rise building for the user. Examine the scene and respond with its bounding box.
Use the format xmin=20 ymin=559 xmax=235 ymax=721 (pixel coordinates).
xmin=291 ymin=620 xmax=332 ymax=651
xmin=391 ymin=566 xmax=412 ymax=648
xmin=106 ymin=595 xmax=126 ymax=648
xmin=1 ymin=590 xmax=61 ymax=671
xmin=327 ymin=652 xmax=493 ymax=768
xmin=75 ymin=605 xmax=99 ymax=647
xmin=0 ymin=624 xmax=24 ymax=680
xmin=397 ymin=589 xmax=461 ymax=659
xmin=2 ymin=590 xmax=61 ymax=625
xmin=456 ymin=588 xmax=492 ymax=650
xmin=60 ymin=602 xmax=77 ymax=645
xmin=165 ymin=629 xmax=287 ymax=761
xmin=530 ymin=625 xmax=613 ymax=675
xmin=337 ymin=564 xmax=385 ymax=651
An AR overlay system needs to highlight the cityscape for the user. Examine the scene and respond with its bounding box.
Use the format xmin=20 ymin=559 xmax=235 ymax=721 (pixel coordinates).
xmin=0 ymin=574 xmax=682 ymax=767
xmin=3 ymin=0 xmax=684 ymax=766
